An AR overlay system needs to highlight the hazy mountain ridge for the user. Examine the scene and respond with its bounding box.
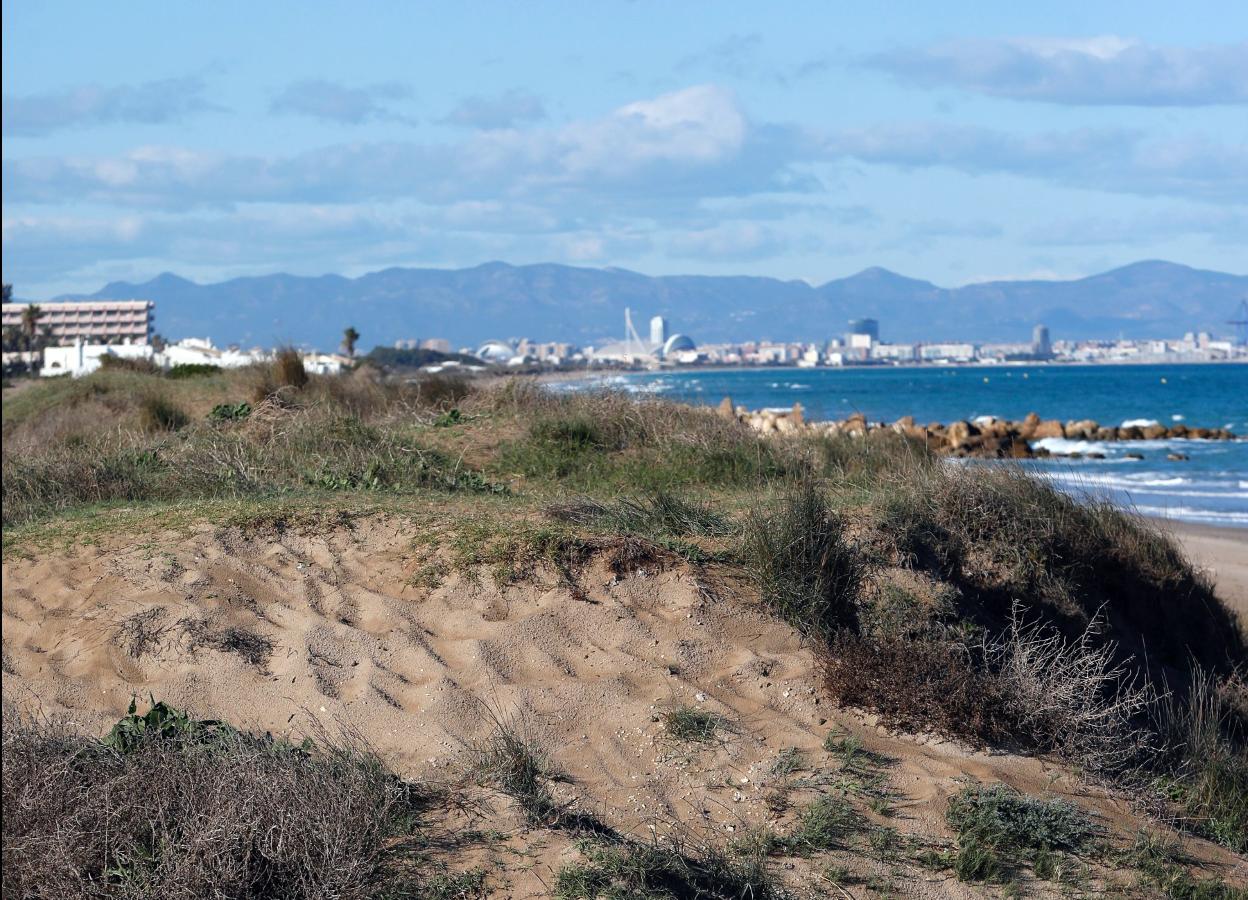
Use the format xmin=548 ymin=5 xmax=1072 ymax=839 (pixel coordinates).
xmin=57 ymin=260 xmax=1248 ymax=350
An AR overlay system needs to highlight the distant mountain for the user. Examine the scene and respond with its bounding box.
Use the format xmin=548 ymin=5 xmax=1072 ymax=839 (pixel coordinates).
xmin=58 ymin=260 xmax=1247 ymax=351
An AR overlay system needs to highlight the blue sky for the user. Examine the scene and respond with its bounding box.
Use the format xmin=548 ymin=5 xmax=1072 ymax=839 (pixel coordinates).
xmin=3 ymin=1 xmax=1246 ymax=297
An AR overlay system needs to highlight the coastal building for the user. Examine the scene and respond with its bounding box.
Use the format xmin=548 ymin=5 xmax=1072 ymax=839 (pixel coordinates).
xmin=847 ymin=318 xmax=880 ymax=343
xmin=41 ymin=339 xmax=154 ymax=377
xmin=1 ymin=300 xmax=154 ymax=346
xmin=1032 ymin=324 xmax=1052 ymax=358
xmin=161 ymin=337 xmax=269 ymax=369
xmin=920 ymin=342 xmax=977 ymax=362
xmin=649 ymin=316 xmax=668 ymax=347
xmin=871 ymin=342 xmax=917 ymax=362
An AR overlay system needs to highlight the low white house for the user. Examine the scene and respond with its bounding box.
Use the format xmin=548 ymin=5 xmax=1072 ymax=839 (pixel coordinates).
xmin=160 ymin=337 xmax=269 ymax=369
xmin=41 ymin=340 xmax=154 ymax=377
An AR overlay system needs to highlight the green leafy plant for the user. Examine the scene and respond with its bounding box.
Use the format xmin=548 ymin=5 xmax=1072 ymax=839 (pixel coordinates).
xmin=433 ymin=408 xmax=464 ymax=427
xmin=208 ymin=401 xmax=252 ymax=422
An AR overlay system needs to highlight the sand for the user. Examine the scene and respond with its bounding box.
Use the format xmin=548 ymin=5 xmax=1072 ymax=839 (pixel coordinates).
xmin=1164 ymin=520 xmax=1248 ymax=620
xmin=3 ymin=515 xmax=1245 ymax=894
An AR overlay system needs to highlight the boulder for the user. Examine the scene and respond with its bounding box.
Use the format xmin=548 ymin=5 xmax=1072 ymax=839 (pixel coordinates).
xmin=1124 ymin=452 xmax=1144 ymax=460
xmin=1031 ymin=419 xmax=1065 ymax=440
xmin=1141 ymin=424 xmax=1168 ymax=440
xmin=791 ymin=403 xmax=804 ymax=426
xmin=1117 ymin=426 xmax=1143 ymax=440
xmin=1065 ymin=419 xmax=1099 ymax=440
xmin=945 ymin=420 xmax=980 ymax=449
xmin=716 ymin=396 xmax=735 ymax=420
xmin=1167 ymin=452 xmax=1190 ymax=461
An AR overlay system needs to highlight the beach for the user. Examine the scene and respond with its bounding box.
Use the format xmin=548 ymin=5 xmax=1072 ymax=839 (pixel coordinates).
xmin=1166 ymin=520 xmax=1248 ymax=619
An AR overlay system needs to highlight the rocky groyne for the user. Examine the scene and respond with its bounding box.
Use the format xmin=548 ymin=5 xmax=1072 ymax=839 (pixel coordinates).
xmin=716 ymin=397 xmax=1239 ymax=459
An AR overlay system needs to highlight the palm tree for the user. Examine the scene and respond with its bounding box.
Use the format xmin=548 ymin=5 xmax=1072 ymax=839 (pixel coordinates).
xmin=20 ymin=304 xmax=41 ymax=347
xmin=341 ymin=326 xmax=360 ymax=358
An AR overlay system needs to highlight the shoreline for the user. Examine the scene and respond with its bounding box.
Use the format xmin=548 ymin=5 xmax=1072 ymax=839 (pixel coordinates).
xmin=536 ymin=359 xmax=1248 ymax=382
xmin=1157 ymin=519 xmax=1248 ymax=619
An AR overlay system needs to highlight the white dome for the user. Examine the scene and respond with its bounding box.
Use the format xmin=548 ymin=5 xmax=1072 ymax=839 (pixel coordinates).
xmin=476 ymin=340 xmax=514 ymax=363
xmin=661 ymin=334 xmax=695 ymax=356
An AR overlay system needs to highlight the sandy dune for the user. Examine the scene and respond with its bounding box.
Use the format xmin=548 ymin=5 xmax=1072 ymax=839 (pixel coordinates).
xmin=3 ymin=516 xmax=1244 ymax=895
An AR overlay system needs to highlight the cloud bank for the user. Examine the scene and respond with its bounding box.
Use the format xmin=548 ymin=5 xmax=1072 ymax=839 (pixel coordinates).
xmin=866 ymin=37 xmax=1248 ymax=106
xmin=2 ymin=76 xmax=220 ymax=137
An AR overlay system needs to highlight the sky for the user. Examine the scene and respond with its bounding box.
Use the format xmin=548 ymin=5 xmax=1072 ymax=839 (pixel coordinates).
xmin=3 ymin=1 xmax=1247 ymax=298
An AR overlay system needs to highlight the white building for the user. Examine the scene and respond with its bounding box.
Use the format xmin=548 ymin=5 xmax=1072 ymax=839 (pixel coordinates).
xmin=161 ymin=337 xmax=269 ymax=369
xmin=41 ymin=339 xmax=154 ymax=377
xmin=649 ymin=316 xmax=668 ymax=347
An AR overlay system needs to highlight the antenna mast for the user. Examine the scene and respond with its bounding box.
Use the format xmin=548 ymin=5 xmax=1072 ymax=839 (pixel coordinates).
xmin=624 ymin=307 xmax=648 ymax=360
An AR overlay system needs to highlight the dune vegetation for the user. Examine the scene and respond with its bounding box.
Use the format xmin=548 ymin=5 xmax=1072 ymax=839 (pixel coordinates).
xmin=2 ymin=360 xmax=1245 ymax=897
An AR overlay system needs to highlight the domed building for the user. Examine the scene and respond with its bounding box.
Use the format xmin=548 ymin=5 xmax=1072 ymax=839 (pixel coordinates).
xmin=476 ymin=340 xmax=515 ymax=364
xmin=660 ymin=334 xmax=695 ymax=358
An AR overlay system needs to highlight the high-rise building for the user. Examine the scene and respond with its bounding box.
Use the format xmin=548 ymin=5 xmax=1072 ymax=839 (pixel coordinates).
xmin=1 ymin=300 xmax=154 ymax=345
xmin=649 ymin=315 xmax=668 ymax=348
xmin=1032 ymin=324 xmax=1052 ymax=358
xmin=847 ymin=318 xmax=880 ymax=343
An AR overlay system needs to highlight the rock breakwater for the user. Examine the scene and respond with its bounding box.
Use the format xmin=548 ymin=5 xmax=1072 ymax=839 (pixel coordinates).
xmin=715 ymin=397 xmax=1239 ymax=460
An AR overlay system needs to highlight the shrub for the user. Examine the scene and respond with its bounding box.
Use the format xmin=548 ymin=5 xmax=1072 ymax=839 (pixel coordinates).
xmin=208 ymin=401 xmax=252 ymax=422
xmin=1154 ymin=668 xmax=1248 ymax=852
xmin=946 ymin=784 xmax=1101 ymax=883
xmin=823 ymin=633 xmax=1024 ymax=745
xmin=166 ymin=362 xmax=221 ymax=379
xmin=875 ymin=464 xmax=1242 ymax=681
xmin=740 ymin=481 xmax=864 ymax=637
xmin=1 ymin=704 xmax=428 ymax=899
xmin=555 ymin=839 xmax=774 ymax=900
xmin=663 ymin=706 xmax=721 ymax=742
xmin=472 ymin=706 xmax=561 ymax=825
xmin=784 ymin=797 xmax=863 ymax=852
xmin=433 ymin=407 xmax=463 ymax=427
xmin=96 ymin=354 xmax=161 ymax=376
xmin=138 ymin=395 xmax=189 ymax=432
xmin=270 ymin=347 xmax=308 ymax=391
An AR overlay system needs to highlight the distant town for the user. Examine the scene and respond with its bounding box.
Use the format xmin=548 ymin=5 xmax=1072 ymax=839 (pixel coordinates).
xmin=2 ymin=293 xmax=1246 ymax=379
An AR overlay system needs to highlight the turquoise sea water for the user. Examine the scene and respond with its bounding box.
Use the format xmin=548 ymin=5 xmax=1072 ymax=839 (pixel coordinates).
xmin=567 ymin=364 xmax=1248 ymax=528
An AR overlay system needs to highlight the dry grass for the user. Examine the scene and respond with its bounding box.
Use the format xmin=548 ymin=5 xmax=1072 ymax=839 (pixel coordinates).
xmin=1 ymin=707 xmax=430 ymax=899
xmin=740 ymin=480 xmax=866 ymax=638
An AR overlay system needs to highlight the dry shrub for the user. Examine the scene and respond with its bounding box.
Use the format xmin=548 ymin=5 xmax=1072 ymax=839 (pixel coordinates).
xmin=96 ymin=354 xmax=161 ymax=376
xmin=825 ymin=607 xmax=1157 ymax=773
xmin=273 ymin=347 xmax=308 ymax=389
xmin=980 ymin=606 xmax=1157 ymax=773
xmin=1 ymin=711 xmax=426 ymax=900
xmin=138 ymin=394 xmax=189 ymax=432
xmin=822 ymin=633 xmax=1020 ymax=745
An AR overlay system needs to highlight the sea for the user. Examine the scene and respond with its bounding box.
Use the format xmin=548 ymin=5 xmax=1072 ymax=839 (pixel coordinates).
xmin=562 ymin=363 xmax=1248 ymax=529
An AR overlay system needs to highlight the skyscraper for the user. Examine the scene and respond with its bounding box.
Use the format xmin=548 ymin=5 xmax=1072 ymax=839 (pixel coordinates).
xmin=649 ymin=315 xmax=668 ymax=348
xmin=1032 ymin=324 xmax=1052 ymax=358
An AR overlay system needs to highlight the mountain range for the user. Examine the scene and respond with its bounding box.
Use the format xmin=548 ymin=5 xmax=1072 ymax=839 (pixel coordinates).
xmin=57 ymin=260 xmax=1247 ymax=351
